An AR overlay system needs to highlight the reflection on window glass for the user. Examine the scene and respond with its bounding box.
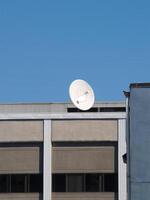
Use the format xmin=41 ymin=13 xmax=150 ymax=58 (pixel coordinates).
xmin=67 ymin=174 xmax=83 ymax=192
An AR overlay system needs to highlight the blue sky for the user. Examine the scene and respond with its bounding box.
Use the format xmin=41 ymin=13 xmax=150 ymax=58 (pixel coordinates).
xmin=0 ymin=1 xmax=150 ymax=103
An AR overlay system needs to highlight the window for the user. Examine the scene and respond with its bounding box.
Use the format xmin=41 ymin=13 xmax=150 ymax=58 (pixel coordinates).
xmin=0 ymin=173 xmax=117 ymax=193
xmin=30 ymin=174 xmax=43 ymax=193
xmin=67 ymin=174 xmax=83 ymax=192
xmin=52 ymin=174 xmax=66 ymax=192
xmin=11 ymin=175 xmax=26 ymax=193
xmin=52 ymin=173 xmax=118 ymax=193
xmin=100 ymin=107 xmax=126 ymax=112
xmin=67 ymin=108 xmax=98 ymax=113
xmin=0 ymin=175 xmax=7 ymax=193
xmin=104 ymin=174 xmax=118 ymax=192
xmin=0 ymin=174 xmax=43 ymax=193
xmin=86 ymin=174 xmax=99 ymax=192
xmin=67 ymin=107 xmax=125 ymax=112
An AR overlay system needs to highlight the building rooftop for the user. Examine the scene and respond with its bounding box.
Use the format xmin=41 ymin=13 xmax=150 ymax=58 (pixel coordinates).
xmin=130 ymin=83 xmax=150 ymax=88
xmin=0 ymin=101 xmax=126 ymax=114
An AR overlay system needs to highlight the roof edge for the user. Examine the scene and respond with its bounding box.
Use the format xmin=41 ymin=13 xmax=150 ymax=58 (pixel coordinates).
xmin=130 ymin=83 xmax=150 ymax=88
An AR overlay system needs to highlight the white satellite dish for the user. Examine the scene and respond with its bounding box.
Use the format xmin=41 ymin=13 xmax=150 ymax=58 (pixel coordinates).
xmin=69 ymin=79 xmax=95 ymax=111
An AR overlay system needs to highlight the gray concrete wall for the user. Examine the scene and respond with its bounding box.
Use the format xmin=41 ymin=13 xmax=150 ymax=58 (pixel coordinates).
xmin=0 ymin=146 xmax=42 ymax=173
xmin=0 ymin=119 xmax=118 ymax=142
xmin=0 ymin=193 xmax=42 ymax=200
xmin=0 ymin=102 xmax=125 ymax=114
xmin=52 ymin=146 xmax=116 ymax=173
xmin=52 ymin=120 xmax=118 ymax=141
xmin=0 ymin=104 xmax=66 ymax=114
xmin=129 ymin=87 xmax=150 ymax=200
xmin=0 ymin=193 xmax=116 ymax=200
xmin=52 ymin=192 xmax=116 ymax=200
xmin=0 ymin=121 xmax=43 ymax=142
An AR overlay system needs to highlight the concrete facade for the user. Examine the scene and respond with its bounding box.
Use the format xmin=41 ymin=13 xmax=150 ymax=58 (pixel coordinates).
xmin=0 ymin=102 xmax=126 ymax=200
xmin=128 ymin=84 xmax=150 ymax=200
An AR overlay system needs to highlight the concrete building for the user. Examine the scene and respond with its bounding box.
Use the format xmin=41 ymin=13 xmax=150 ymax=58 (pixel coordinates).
xmin=0 ymin=102 xmax=126 ymax=200
xmin=127 ymin=83 xmax=150 ymax=200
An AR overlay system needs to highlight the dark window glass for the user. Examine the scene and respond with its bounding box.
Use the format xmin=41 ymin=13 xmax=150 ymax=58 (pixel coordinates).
xmin=67 ymin=108 xmax=79 ymax=112
xmin=100 ymin=107 xmax=126 ymax=112
xmin=67 ymin=174 xmax=83 ymax=192
xmin=30 ymin=174 xmax=43 ymax=193
xmin=67 ymin=108 xmax=98 ymax=112
xmin=99 ymin=174 xmax=104 ymax=192
xmin=11 ymin=175 xmax=26 ymax=193
xmin=86 ymin=174 xmax=99 ymax=192
xmin=0 ymin=173 xmax=118 ymax=193
xmin=0 ymin=175 xmax=7 ymax=192
xmin=104 ymin=174 xmax=118 ymax=192
xmin=0 ymin=174 xmax=43 ymax=193
xmin=52 ymin=174 xmax=66 ymax=192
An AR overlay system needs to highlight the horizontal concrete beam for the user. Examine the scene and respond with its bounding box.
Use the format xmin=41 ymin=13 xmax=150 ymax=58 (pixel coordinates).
xmin=0 ymin=113 xmax=126 ymax=120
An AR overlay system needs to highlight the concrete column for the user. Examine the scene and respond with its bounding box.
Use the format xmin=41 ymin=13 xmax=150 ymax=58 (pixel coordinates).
xmin=118 ymin=119 xmax=127 ymax=200
xmin=44 ymin=120 xmax=52 ymax=200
